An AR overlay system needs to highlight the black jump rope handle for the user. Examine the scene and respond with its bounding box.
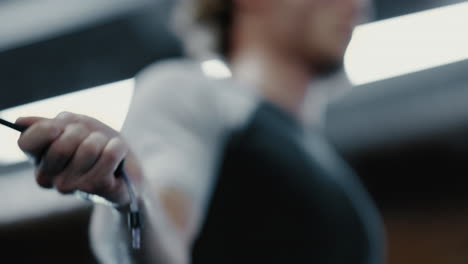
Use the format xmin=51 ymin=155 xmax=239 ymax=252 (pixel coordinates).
xmin=0 ymin=118 xmax=141 ymax=249
xmin=0 ymin=118 xmax=28 ymax=132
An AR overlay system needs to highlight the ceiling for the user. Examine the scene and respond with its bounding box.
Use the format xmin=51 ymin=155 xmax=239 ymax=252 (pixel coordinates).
xmin=0 ymin=0 xmax=466 ymax=110
xmin=374 ymin=0 xmax=464 ymax=19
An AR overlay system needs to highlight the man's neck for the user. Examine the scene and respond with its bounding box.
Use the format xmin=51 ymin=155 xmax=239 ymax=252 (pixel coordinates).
xmin=229 ymin=23 xmax=314 ymax=116
xmin=231 ymin=47 xmax=313 ymax=116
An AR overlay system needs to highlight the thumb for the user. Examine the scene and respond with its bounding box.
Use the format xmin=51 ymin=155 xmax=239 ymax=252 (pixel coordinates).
xmin=15 ymin=116 xmax=49 ymax=164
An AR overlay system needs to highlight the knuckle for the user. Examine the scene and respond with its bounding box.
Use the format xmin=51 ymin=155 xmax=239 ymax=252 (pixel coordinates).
xmin=73 ymin=116 xmax=86 ymax=126
xmin=75 ymin=114 xmax=88 ymax=122
xmin=79 ymin=133 xmax=106 ymax=155
xmin=65 ymin=122 xmax=87 ymax=133
xmin=73 ymin=114 xmax=90 ymax=125
xmin=56 ymin=112 xmax=89 ymax=127
xmin=36 ymin=121 xmax=62 ymax=138
xmin=89 ymin=131 xmax=107 ymax=141
xmin=37 ymin=120 xmax=56 ymax=131
xmin=35 ymin=121 xmax=49 ymax=131
xmin=56 ymin=111 xmax=74 ymax=121
xmin=102 ymin=147 xmax=121 ymax=164
xmin=80 ymin=141 xmax=100 ymax=158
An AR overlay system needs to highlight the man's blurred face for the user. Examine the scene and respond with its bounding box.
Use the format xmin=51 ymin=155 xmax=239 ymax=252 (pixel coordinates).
xmin=263 ymin=0 xmax=370 ymax=75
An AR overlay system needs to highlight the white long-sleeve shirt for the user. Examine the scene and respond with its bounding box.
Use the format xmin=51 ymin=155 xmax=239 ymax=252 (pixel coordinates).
xmin=90 ymin=59 xmax=383 ymax=264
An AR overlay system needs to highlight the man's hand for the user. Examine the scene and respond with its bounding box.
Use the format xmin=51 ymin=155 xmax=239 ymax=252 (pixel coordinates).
xmin=17 ymin=111 xmax=131 ymax=206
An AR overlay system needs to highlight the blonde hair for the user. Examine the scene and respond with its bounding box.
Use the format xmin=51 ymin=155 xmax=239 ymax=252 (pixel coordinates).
xmin=172 ymin=0 xmax=232 ymax=59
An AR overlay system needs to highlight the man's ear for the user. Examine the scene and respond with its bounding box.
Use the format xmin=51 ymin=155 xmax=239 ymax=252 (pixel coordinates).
xmin=233 ymin=0 xmax=268 ymax=14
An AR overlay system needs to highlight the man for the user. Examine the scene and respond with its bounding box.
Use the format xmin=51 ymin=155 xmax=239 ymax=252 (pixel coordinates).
xmin=16 ymin=0 xmax=382 ymax=263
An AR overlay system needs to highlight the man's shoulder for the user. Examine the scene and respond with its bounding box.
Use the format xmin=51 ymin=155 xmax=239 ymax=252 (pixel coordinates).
xmin=131 ymin=58 xmax=259 ymax=131
xmin=136 ymin=59 xmax=208 ymax=88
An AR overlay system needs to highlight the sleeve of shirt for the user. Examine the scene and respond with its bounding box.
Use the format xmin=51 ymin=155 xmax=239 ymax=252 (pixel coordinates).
xmin=120 ymin=59 xmax=257 ymax=240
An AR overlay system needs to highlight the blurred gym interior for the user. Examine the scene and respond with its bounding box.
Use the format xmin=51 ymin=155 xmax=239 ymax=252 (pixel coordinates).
xmin=1 ymin=0 xmax=468 ymax=263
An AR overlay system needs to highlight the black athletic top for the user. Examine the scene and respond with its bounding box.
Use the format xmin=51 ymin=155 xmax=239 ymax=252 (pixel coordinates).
xmin=192 ymin=102 xmax=383 ymax=264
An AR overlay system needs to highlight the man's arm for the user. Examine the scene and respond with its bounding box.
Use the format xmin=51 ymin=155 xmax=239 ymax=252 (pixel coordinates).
xmin=16 ymin=105 xmax=207 ymax=263
xmin=89 ymin=61 xmax=241 ymax=263
xmin=15 ymin=112 xmax=187 ymax=263
xmin=16 ymin=60 xmax=255 ymax=263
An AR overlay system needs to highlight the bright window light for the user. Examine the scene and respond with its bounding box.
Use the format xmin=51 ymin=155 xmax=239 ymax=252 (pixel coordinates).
xmin=201 ymin=59 xmax=232 ymax=79
xmin=0 ymin=79 xmax=134 ymax=165
xmin=345 ymin=2 xmax=468 ymax=85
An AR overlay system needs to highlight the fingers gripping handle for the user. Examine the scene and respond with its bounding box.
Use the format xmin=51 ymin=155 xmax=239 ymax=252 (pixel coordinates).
xmin=1 ymin=118 xmax=142 ymax=249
